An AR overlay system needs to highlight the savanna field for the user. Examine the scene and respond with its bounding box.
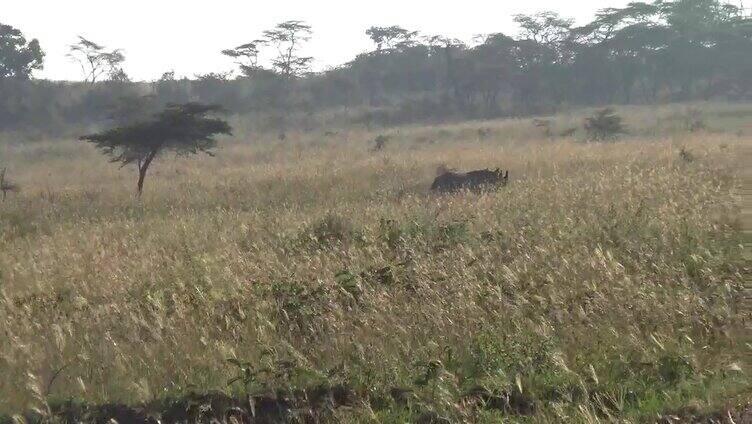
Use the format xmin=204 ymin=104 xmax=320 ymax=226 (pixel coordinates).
xmin=0 ymin=104 xmax=749 ymax=422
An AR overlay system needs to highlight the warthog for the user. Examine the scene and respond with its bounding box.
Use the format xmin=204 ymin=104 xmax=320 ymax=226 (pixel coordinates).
xmin=431 ymin=168 xmax=509 ymax=193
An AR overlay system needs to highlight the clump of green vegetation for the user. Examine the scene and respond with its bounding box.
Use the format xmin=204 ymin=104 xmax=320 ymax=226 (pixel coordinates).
xmin=684 ymin=107 xmax=706 ymax=132
xmin=372 ymin=134 xmax=391 ymax=151
xmin=0 ymin=167 xmax=20 ymax=200
xmin=304 ymin=212 xmax=360 ymax=247
xmin=680 ymin=146 xmax=696 ymax=162
xmin=584 ymin=108 xmax=628 ymax=141
xmin=559 ymin=127 xmax=577 ymax=138
xmin=533 ymin=119 xmax=553 ymax=138
xmin=477 ymin=127 xmax=493 ymax=139
xmin=434 ymin=219 xmax=470 ymax=250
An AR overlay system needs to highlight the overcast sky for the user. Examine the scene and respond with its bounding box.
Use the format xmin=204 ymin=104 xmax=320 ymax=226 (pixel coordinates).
xmin=5 ymin=0 xmax=631 ymax=82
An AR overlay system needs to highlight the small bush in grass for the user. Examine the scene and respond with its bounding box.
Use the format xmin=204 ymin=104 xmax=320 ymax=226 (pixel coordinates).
xmin=656 ymin=355 xmax=694 ymax=385
xmin=534 ymin=119 xmax=553 ymax=138
xmin=379 ymin=218 xmax=403 ymax=251
xmin=584 ymin=108 xmax=628 ymax=141
xmin=271 ymin=279 xmax=331 ymax=337
xmin=434 ymin=220 xmax=470 ymax=250
xmin=0 ymin=168 xmax=20 ymax=200
xmin=0 ymin=209 xmax=36 ymax=237
xmin=334 ymin=269 xmax=364 ymax=302
xmin=477 ymin=127 xmax=492 ymax=139
xmin=684 ymin=108 xmax=706 ymax=133
xmin=373 ymin=134 xmax=391 ymax=151
xmin=468 ymin=329 xmax=558 ymax=379
xmin=680 ymin=146 xmax=696 ymax=163
xmin=307 ymin=212 xmax=358 ymax=247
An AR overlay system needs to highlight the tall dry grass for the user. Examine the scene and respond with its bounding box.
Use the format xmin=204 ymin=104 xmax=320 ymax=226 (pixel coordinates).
xmin=0 ymin=104 xmax=749 ymax=422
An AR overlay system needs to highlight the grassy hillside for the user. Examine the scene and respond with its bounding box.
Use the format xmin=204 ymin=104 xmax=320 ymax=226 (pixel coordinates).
xmin=0 ymin=104 xmax=749 ymax=422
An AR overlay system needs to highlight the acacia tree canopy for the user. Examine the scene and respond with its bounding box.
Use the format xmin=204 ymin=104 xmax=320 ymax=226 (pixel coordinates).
xmin=80 ymin=102 xmax=232 ymax=195
xmin=222 ymin=41 xmax=265 ymax=76
xmin=0 ymin=22 xmax=44 ymax=79
xmin=222 ymin=20 xmax=313 ymax=78
xmin=67 ymin=36 xmax=126 ymax=84
xmin=263 ymin=20 xmax=313 ymax=77
xmin=366 ymin=26 xmax=419 ymax=51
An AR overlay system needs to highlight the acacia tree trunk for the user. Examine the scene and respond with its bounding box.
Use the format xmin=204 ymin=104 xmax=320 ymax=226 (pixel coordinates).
xmin=136 ymin=150 xmax=158 ymax=196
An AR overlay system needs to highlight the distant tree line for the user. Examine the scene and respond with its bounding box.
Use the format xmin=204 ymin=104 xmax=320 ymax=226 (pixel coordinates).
xmin=1 ymin=0 xmax=751 ymax=136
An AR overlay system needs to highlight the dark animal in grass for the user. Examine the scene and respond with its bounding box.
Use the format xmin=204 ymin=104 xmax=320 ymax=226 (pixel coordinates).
xmin=431 ymin=168 xmax=509 ymax=193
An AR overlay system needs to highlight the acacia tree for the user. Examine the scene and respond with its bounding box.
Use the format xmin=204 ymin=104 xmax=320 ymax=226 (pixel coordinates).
xmin=459 ymin=33 xmax=517 ymax=113
xmin=222 ymin=41 xmax=265 ymax=76
xmin=222 ymin=20 xmax=313 ymax=78
xmin=514 ymin=12 xmax=574 ymax=45
xmin=366 ymin=26 xmax=418 ymax=51
xmin=221 ymin=21 xmax=313 ymax=137
xmin=570 ymin=0 xmax=751 ymax=102
xmin=67 ymin=36 xmax=126 ymax=85
xmin=80 ymin=103 xmax=232 ymax=195
xmin=263 ymin=20 xmax=313 ymax=77
xmin=0 ymin=22 xmax=44 ymax=79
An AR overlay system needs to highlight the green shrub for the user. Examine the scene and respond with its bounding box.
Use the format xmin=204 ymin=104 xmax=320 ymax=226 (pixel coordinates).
xmin=305 ymin=213 xmax=359 ymax=247
xmin=584 ymin=108 xmax=628 ymax=141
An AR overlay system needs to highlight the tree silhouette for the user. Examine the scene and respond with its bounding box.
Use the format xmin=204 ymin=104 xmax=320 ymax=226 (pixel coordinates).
xmin=0 ymin=22 xmax=44 ymax=79
xmin=67 ymin=36 xmax=126 ymax=85
xmin=80 ymin=103 xmax=232 ymax=196
xmin=366 ymin=26 xmax=418 ymax=51
xmin=263 ymin=20 xmax=313 ymax=77
xmin=222 ymin=41 xmax=265 ymax=76
xmin=2 ymin=0 xmax=752 ymax=134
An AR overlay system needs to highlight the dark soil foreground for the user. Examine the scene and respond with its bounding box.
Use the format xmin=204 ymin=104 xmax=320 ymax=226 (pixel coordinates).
xmin=1 ymin=386 xmax=750 ymax=424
